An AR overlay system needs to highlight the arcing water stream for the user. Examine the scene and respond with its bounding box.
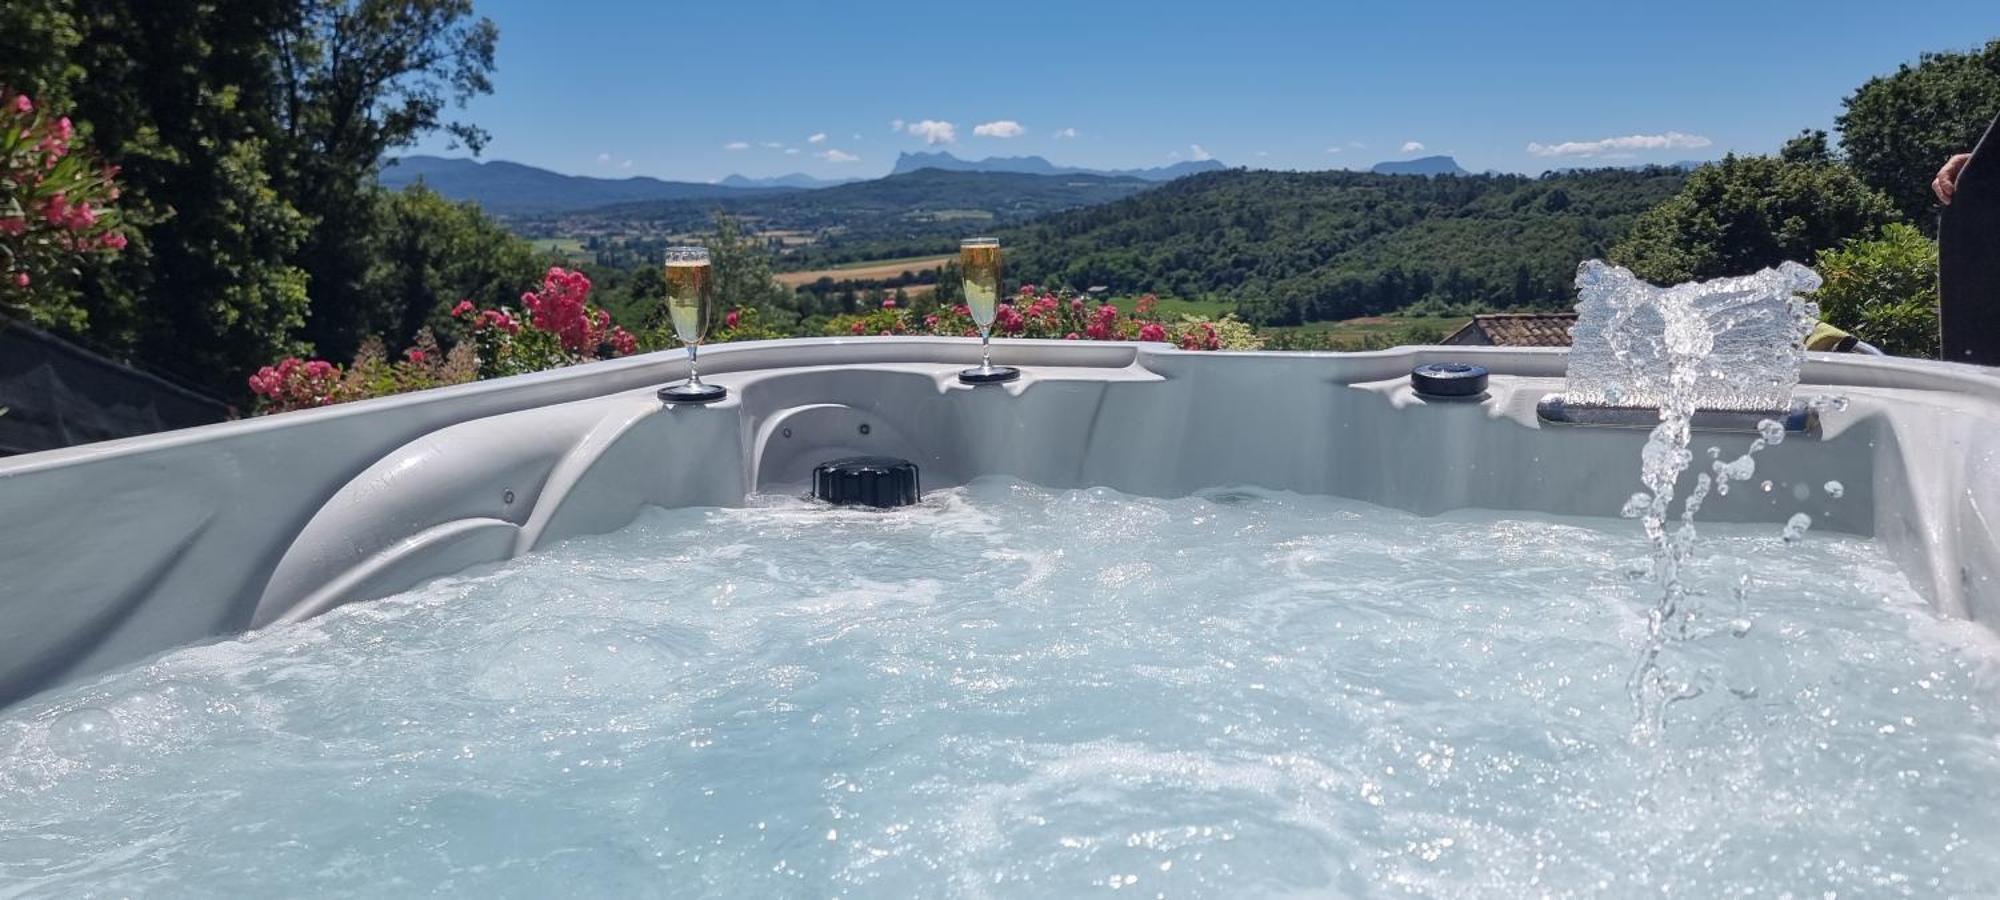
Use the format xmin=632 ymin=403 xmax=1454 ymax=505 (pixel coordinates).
xmin=1568 ymin=260 xmax=1835 ymax=740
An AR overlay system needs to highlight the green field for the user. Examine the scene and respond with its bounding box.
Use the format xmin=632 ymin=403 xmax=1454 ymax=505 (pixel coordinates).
xmin=529 ymin=237 xmax=594 ymax=263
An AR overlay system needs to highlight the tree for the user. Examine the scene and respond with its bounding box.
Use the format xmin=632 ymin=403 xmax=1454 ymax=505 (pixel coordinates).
xmin=364 ymin=184 xmax=542 ymax=345
xmin=272 ymin=0 xmax=499 ymax=360
xmin=1812 ymin=223 xmax=1940 ymax=358
xmin=1837 ymin=40 xmax=2000 ymax=226
xmin=0 ymin=0 xmax=315 ymax=391
xmin=1608 ymin=154 xmax=1897 ymax=285
xmin=700 ymin=213 xmax=795 ymax=321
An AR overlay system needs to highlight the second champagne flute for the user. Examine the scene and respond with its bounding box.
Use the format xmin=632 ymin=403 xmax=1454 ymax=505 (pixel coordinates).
xmin=958 ymin=237 xmax=1018 ymax=384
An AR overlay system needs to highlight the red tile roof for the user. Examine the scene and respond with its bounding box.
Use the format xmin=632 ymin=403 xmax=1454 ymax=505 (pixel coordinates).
xmin=1442 ymin=312 xmax=1577 ymax=347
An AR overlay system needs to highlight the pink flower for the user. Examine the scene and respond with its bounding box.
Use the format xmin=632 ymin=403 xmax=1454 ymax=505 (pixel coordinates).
xmin=1136 ymin=294 xmax=1158 ymax=315
xmin=923 ymin=314 xmax=939 ymax=327
xmin=1064 ymin=332 xmax=1080 ymax=340
xmin=100 ymin=232 xmax=127 ymax=251
xmin=850 ymin=321 xmax=867 ymax=335
xmin=12 ymin=272 xmax=28 ymax=288
xmin=42 ymin=193 xmax=67 ymax=226
xmin=9 ymin=95 xmax=29 ymax=114
xmin=0 ymin=218 xmax=25 ymax=236
xmin=65 ymin=203 xmax=95 ymax=230
xmin=1139 ymin=323 xmax=1167 ymax=342
xmin=608 ymin=327 xmax=638 ymax=356
xmin=1069 ymin=298 xmax=1084 ymax=314
xmin=520 ymin=267 xmax=603 ymax=354
xmin=724 ymin=309 xmax=740 ymax=329
xmin=451 ymin=299 xmax=474 ymax=317
xmin=404 ymin=348 xmax=428 ymax=364
xmin=882 ymin=298 xmax=896 ymax=309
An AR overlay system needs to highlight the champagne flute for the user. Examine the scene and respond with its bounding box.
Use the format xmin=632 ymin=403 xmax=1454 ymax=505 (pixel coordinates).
xmin=658 ymin=246 xmax=728 ymax=403
xmin=958 ymin=237 xmax=1018 ymax=384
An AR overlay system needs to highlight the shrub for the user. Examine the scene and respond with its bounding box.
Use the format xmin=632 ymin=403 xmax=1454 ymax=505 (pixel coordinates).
xmin=0 ymin=89 xmax=129 ymax=330
xmin=250 ymin=266 xmax=637 ymax=412
xmin=821 ymin=287 xmax=1258 ymax=350
xmin=1812 ymin=223 xmax=1940 ymax=358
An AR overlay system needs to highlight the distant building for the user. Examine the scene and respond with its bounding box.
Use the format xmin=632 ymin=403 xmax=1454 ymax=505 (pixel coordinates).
xmin=1442 ymin=312 xmax=1577 ymax=347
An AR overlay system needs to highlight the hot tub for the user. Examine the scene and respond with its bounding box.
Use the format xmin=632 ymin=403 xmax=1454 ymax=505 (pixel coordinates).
xmin=2 ymin=339 xmax=1998 ymax=895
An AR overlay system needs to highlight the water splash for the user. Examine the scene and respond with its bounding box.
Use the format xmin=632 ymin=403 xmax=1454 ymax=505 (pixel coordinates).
xmin=1568 ymin=261 xmax=1822 ymax=742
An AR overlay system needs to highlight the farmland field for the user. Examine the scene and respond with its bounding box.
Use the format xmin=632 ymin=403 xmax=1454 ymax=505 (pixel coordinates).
xmin=774 ymin=254 xmax=955 ymax=288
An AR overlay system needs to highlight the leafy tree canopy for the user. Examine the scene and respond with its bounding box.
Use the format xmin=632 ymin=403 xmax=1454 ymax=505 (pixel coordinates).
xmin=1837 ymin=39 xmax=2000 ymax=226
xmin=1607 ymin=154 xmax=1897 ymax=285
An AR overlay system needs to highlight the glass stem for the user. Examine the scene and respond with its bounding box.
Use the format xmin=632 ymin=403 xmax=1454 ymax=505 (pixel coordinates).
xmin=980 ymin=328 xmax=993 ymax=370
xmin=687 ymin=342 xmax=702 ymax=385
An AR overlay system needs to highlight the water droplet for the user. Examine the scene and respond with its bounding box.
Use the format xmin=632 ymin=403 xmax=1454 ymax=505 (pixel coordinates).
xmin=1823 ymin=480 xmax=1844 ymax=499
xmin=1781 ymin=513 xmax=1813 ymax=543
xmin=1760 ymin=480 xmax=1773 ymax=492
xmin=1706 ymin=446 xmax=1722 ymax=459
xmin=1757 ymin=419 xmax=1786 ymax=445
xmin=1620 ymin=492 xmax=1651 ymax=518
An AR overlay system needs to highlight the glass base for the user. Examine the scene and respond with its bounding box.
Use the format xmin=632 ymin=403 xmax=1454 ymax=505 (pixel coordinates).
xmin=658 ymin=381 xmax=728 ymax=404
xmin=958 ymin=365 xmax=1020 ymax=385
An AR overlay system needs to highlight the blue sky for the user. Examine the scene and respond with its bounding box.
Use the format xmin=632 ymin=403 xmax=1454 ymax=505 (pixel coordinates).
xmin=412 ymin=0 xmax=2000 ymax=181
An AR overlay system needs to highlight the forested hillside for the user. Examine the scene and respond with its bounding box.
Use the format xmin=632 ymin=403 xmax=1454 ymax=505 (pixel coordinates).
xmin=1000 ymin=167 xmax=1688 ymax=326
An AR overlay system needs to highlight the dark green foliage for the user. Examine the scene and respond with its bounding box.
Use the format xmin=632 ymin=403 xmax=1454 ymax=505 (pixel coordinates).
xmin=1838 ymin=40 xmax=2000 ymax=226
xmin=993 ymin=168 xmax=1686 ymax=327
xmin=1812 ymin=223 xmax=1940 ymax=358
xmin=274 ymin=0 xmax=500 ymax=361
xmin=4 ymin=0 xmax=315 ymax=390
xmin=1608 ymin=154 xmax=1897 ymax=285
xmin=364 ymin=184 xmax=543 ymax=346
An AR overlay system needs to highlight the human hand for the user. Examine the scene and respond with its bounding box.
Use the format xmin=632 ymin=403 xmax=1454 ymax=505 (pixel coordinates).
xmin=1935 ymin=153 xmax=1973 ymax=205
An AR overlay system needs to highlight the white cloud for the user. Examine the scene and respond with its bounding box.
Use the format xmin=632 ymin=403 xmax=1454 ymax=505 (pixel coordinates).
xmin=761 ymin=141 xmax=785 ymax=150
xmin=905 ymin=119 xmax=957 ymax=144
xmin=890 ymin=118 xmax=905 ymax=131
xmin=785 ymin=147 xmax=800 ymax=155
xmin=808 ymin=132 xmax=827 ymax=144
xmin=1401 ymin=141 xmax=1427 ymax=153
xmin=818 ymin=148 xmax=859 ymax=163
xmin=1189 ymin=144 xmax=1212 ymax=161
xmin=1257 ymin=150 xmax=1270 ymax=157
xmin=1053 ymin=127 xmax=1079 ymax=139
xmin=723 ymin=141 xmax=750 ymax=151
xmin=1526 ymin=131 xmax=1713 ymax=158
xmin=973 ymin=120 xmax=1025 ymax=138
xmin=1324 ymin=146 xmax=1343 ymax=154
xmin=619 ymin=159 xmax=633 ymax=170
xmin=595 ymin=152 xmax=611 ymax=165
xmin=1348 ymin=141 xmax=1366 ymax=149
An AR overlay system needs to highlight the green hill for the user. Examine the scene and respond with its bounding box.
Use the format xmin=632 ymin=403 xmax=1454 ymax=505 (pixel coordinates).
xmin=998 ymin=167 xmax=1689 ymax=325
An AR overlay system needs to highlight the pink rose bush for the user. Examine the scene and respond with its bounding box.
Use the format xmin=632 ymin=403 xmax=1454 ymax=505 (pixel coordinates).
xmin=0 ymin=89 xmax=129 ymax=329
xmin=824 ymin=286 xmax=1254 ymax=350
xmin=249 ymin=267 xmax=636 ymax=413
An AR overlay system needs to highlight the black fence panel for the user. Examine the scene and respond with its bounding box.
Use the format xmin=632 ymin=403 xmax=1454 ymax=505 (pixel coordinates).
xmin=0 ymin=319 xmax=233 ymax=456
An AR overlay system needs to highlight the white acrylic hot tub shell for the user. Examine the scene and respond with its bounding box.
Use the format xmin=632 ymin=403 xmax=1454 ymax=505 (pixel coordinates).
xmin=2 ymin=338 xmax=1996 ymax=707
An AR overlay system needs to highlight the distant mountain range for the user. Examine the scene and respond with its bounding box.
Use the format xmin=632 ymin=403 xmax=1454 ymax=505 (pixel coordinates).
xmin=379 ymin=156 xmax=788 ymax=216
xmin=718 ymin=172 xmax=865 ymax=189
xmin=889 ymin=151 xmax=1228 ymax=182
xmin=1370 ymin=156 xmax=1470 ymax=176
xmin=575 ymin=168 xmax=1161 ymax=243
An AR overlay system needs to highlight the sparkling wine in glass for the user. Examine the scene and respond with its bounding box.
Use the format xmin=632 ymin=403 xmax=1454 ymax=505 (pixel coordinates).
xmin=658 ymin=246 xmax=727 ymax=403
xmin=958 ymin=237 xmax=1018 ymax=383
